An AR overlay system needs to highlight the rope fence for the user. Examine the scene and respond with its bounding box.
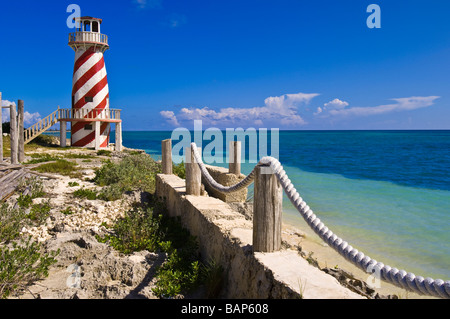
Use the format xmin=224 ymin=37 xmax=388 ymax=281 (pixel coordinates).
xmin=162 ymin=139 xmax=450 ymax=298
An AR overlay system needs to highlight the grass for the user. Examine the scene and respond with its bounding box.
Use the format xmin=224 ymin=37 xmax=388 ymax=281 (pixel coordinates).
xmin=61 ymin=207 xmax=74 ymax=215
xmin=2 ymin=134 xmax=81 ymax=160
xmin=24 ymin=153 xmax=61 ymax=164
xmin=32 ymin=159 xmax=81 ymax=178
xmin=63 ymin=153 xmax=93 ymax=159
xmin=2 ymin=135 xmax=11 ymax=157
xmin=200 ymin=258 xmax=225 ymax=299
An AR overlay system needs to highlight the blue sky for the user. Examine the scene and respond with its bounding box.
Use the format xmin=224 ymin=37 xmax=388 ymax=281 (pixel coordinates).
xmin=0 ymin=0 xmax=449 ymax=130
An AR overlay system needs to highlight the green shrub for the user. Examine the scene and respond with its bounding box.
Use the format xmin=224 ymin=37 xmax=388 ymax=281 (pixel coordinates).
xmin=0 ymin=238 xmax=59 ymax=299
xmin=93 ymin=154 xmax=161 ymax=194
xmin=98 ymin=208 xmax=163 ymax=254
xmin=97 ymin=184 xmax=123 ymax=201
xmin=73 ymin=188 xmax=98 ymax=200
xmin=17 ymin=176 xmax=45 ymax=199
xmin=16 ymin=195 xmax=33 ymax=209
xmin=68 ymin=181 xmax=79 ymax=187
xmin=30 ymin=134 xmax=58 ymax=146
xmin=97 ymin=203 xmax=201 ymax=298
xmin=27 ymin=200 xmax=51 ymax=223
xmin=152 ymin=250 xmax=200 ymax=298
xmin=172 ymin=161 xmax=186 ymax=179
xmin=0 ymin=204 xmax=26 ymax=243
xmin=61 ymin=207 xmax=74 ymax=215
xmin=97 ymin=150 xmax=111 ymax=156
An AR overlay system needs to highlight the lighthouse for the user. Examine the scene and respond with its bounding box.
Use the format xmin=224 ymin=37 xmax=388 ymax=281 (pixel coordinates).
xmin=68 ymin=16 xmax=111 ymax=148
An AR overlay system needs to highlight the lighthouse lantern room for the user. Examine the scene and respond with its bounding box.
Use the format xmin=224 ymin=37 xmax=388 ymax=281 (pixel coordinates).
xmin=61 ymin=16 xmax=122 ymax=150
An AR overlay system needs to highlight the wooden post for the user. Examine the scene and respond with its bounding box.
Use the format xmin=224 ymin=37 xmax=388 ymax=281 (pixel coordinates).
xmin=10 ymin=103 xmax=18 ymax=165
xmin=115 ymin=121 xmax=122 ymax=152
xmin=185 ymin=146 xmax=201 ymax=195
xmin=94 ymin=121 xmax=100 ymax=150
xmin=0 ymin=92 xmax=3 ymax=164
xmin=60 ymin=121 xmax=66 ymax=147
xmin=161 ymin=139 xmax=173 ymax=174
xmin=229 ymin=141 xmax=241 ymax=175
xmin=253 ymin=164 xmax=283 ymax=252
xmin=17 ymin=100 xmax=24 ymax=162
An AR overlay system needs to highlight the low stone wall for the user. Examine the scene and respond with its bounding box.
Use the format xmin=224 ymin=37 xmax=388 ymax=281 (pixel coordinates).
xmin=201 ymin=164 xmax=247 ymax=203
xmin=155 ymin=173 xmax=364 ymax=299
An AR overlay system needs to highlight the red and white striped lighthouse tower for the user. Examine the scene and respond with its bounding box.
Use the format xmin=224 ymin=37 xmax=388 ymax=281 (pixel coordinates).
xmin=68 ymin=16 xmax=110 ymax=148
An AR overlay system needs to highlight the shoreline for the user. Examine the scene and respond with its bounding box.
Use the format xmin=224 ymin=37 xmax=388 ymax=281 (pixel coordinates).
xmin=3 ymin=138 xmax=435 ymax=299
xmin=280 ymin=218 xmax=434 ymax=299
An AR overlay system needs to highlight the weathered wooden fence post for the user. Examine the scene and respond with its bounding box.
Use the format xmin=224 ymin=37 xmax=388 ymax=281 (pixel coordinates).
xmin=10 ymin=103 xmax=18 ymax=165
xmin=0 ymin=92 xmax=3 ymax=163
xmin=161 ymin=139 xmax=173 ymax=174
xmin=17 ymin=100 xmax=24 ymax=162
xmin=253 ymin=164 xmax=283 ymax=252
xmin=229 ymin=141 xmax=241 ymax=175
xmin=185 ymin=146 xmax=201 ymax=195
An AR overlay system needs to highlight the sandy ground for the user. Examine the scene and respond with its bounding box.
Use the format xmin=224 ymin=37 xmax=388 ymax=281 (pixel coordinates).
xmin=280 ymin=222 xmax=435 ymax=299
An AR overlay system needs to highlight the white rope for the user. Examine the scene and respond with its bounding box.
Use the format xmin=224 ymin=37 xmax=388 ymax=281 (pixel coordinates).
xmin=190 ymin=143 xmax=450 ymax=299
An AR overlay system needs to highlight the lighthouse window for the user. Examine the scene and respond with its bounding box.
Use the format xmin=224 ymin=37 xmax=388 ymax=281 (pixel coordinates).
xmin=85 ymin=96 xmax=94 ymax=103
xmin=92 ymin=22 xmax=99 ymax=33
xmin=84 ymin=124 xmax=93 ymax=130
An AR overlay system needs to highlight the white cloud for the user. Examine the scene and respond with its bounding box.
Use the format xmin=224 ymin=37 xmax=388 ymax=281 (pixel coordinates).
xmin=23 ymin=111 xmax=42 ymax=126
xmin=160 ymin=93 xmax=440 ymax=128
xmin=1 ymin=100 xmax=15 ymax=123
xmin=323 ymin=98 xmax=349 ymax=110
xmin=1 ymin=100 xmax=41 ymax=126
xmin=160 ymin=110 xmax=180 ymax=126
xmin=313 ymin=107 xmax=322 ymax=115
xmin=160 ymin=92 xmax=318 ymax=127
xmin=134 ymin=0 xmax=161 ymax=9
xmin=168 ymin=14 xmax=187 ymax=28
xmin=327 ymin=96 xmax=440 ymax=118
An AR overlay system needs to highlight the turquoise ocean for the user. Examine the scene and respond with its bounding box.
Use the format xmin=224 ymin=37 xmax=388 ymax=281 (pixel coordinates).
xmin=61 ymin=130 xmax=450 ymax=281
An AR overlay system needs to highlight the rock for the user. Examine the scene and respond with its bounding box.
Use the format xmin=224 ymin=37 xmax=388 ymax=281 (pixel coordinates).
xmin=9 ymin=149 xmax=167 ymax=299
xmin=321 ymin=267 xmax=397 ymax=299
xmin=16 ymin=231 xmax=165 ymax=299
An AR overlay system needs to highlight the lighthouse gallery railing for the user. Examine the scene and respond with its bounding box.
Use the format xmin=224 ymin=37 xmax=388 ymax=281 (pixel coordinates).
xmin=68 ymin=32 xmax=108 ymax=46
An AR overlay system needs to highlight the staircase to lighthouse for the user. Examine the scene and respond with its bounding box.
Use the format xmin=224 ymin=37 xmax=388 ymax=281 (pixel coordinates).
xmin=68 ymin=16 xmax=111 ymax=149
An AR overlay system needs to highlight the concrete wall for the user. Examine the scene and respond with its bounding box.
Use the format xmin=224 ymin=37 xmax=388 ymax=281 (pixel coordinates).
xmin=155 ymin=172 xmax=364 ymax=299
